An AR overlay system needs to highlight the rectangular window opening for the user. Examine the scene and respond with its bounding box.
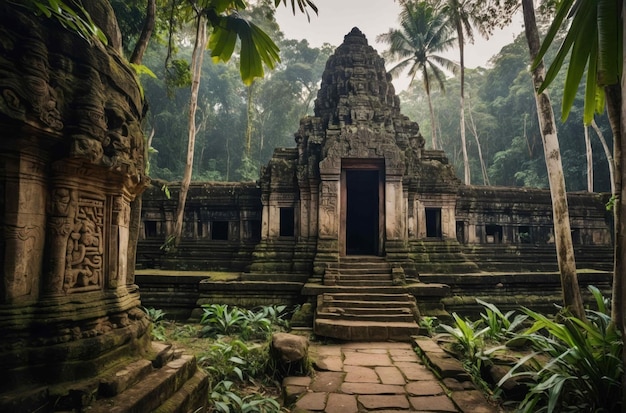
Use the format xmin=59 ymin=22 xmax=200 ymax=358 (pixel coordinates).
xmin=486 ymin=224 xmax=502 ymax=243
xmin=518 ymin=225 xmax=531 ymax=243
xmin=212 ymin=221 xmax=229 ymax=241
xmin=144 ymin=221 xmax=157 ymax=238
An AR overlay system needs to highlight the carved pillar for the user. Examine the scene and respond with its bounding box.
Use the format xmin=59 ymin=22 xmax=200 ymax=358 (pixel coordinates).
xmin=299 ymin=189 xmax=310 ymax=238
xmin=309 ymin=179 xmax=319 ymax=237
xmin=318 ymin=177 xmax=340 ymax=240
xmin=1 ymin=150 xmax=46 ymax=303
xmin=416 ymin=200 xmax=426 ymax=239
xmin=111 ymin=194 xmax=132 ymax=288
xmin=261 ymin=194 xmax=270 ymax=240
xmin=268 ymin=201 xmax=280 ymax=238
xmin=44 ymin=184 xmax=78 ymax=296
xmin=384 ymin=175 xmax=404 ymax=241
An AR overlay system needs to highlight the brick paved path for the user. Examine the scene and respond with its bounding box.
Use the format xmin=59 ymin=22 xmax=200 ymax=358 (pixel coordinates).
xmin=283 ymin=340 xmax=500 ymax=413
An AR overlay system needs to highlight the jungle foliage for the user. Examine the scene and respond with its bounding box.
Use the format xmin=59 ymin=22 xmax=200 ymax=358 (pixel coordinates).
xmin=111 ymin=1 xmax=613 ymax=192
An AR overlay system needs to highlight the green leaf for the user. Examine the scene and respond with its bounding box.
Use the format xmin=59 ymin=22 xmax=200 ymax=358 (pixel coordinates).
xmin=584 ymin=39 xmax=599 ymax=124
xmin=596 ymin=0 xmax=620 ymax=85
xmin=209 ymin=17 xmax=238 ymax=63
xmin=560 ymin=3 xmax=595 ymax=121
xmin=130 ymin=63 xmax=157 ymax=79
xmin=532 ymin=0 xmax=575 ymax=71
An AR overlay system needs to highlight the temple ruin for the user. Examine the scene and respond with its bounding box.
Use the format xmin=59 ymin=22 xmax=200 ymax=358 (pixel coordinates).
xmin=137 ymin=29 xmax=614 ymax=340
xmin=0 ymin=3 xmax=207 ymax=411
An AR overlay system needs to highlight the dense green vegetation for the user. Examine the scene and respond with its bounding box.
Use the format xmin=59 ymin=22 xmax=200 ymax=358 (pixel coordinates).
xmin=398 ymin=33 xmax=614 ymax=191
xmin=432 ymin=287 xmax=622 ymax=412
xmin=121 ymin=1 xmax=613 ymax=192
xmin=144 ymin=304 xmax=298 ymax=413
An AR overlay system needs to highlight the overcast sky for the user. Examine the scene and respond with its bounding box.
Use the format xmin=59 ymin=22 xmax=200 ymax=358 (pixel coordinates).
xmin=275 ymin=0 xmax=523 ymax=91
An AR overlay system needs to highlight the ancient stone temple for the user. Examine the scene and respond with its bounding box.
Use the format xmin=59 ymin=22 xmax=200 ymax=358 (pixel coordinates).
xmin=137 ymin=29 xmax=614 ymax=340
xmin=0 ymin=3 xmax=206 ymax=411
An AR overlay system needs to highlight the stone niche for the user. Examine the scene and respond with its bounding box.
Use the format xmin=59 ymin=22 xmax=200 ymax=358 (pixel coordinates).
xmin=0 ymin=3 xmax=206 ymax=411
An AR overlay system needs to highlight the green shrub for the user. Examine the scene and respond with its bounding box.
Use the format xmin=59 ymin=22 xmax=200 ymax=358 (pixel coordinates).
xmin=200 ymin=304 xmax=247 ymax=338
xmin=477 ymin=299 xmax=528 ymax=341
xmin=210 ymin=380 xmax=281 ymax=413
xmin=199 ymin=339 xmax=268 ymax=385
xmin=500 ymin=286 xmax=623 ymax=413
xmin=142 ymin=307 xmax=167 ymax=341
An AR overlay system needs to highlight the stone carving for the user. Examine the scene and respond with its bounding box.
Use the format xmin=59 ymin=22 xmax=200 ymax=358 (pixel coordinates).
xmin=64 ymin=194 xmax=104 ymax=291
xmin=319 ymin=182 xmax=337 ymax=236
xmin=0 ymin=24 xmax=63 ymax=130
xmin=0 ymin=3 xmax=158 ymax=409
xmin=46 ymin=187 xmax=78 ymax=294
xmin=0 ymin=2 xmax=146 ymax=183
xmin=3 ymin=224 xmax=42 ymax=299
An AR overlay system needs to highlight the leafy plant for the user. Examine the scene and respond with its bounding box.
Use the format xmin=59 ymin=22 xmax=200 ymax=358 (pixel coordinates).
xmin=241 ymin=309 xmax=272 ymax=341
xmin=199 ymin=339 xmax=268 ymax=385
xmin=210 ymin=380 xmax=281 ymax=413
xmin=10 ymin=0 xmax=107 ymax=44
xmin=476 ymin=299 xmax=528 ymax=341
xmin=201 ymin=304 xmax=291 ymax=340
xmin=419 ymin=316 xmax=440 ymax=336
xmin=200 ymin=304 xmax=247 ymax=338
xmin=143 ymin=307 xmax=167 ymax=341
xmin=257 ymin=305 xmax=289 ymax=329
xmin=500 ymin=287 xmax=623 ymax=413
xmin=437 ymin=312 xmax=489 ymax=364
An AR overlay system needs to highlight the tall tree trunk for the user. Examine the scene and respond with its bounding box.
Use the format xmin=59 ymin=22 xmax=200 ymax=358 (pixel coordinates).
xmin=522 ymin=0 xmax=585 ymax=320
xmin=423 ymin=67 xmax=437 ymax=149
xmin=467 ymin=93 xmax=489 ymax=185
xmin=245 ymin=81 xmax=255 ymax=157
xmin=457 ymin=27 xmax=470 ymax=184
xmin=126 ymin=0 xmax=157 ymax=283
xmin=584 ymin=123 xmax=593 ymax=191
xmin=606 ymin=19 xmax=625 ymax=405
xmin=172 ymin=15 xmax=207 ymax=247
xmin=604 ymin=83 xmax=624 ymax=332
xmin=591 ymin=119 xmax=615 ymax=194
xmin=130 ymin=0 xmax=156 ymax=64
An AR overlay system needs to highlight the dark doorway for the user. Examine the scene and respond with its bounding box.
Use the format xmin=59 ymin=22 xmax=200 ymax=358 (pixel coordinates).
xmin=425 ymin=208 xmax=442 ymax=238
xmin=346 ymin=170 xmax=379 ymax=255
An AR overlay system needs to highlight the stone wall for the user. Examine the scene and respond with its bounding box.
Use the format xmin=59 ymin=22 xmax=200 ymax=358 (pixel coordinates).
xmin=0 ymin=3 xmax=204 ymax=411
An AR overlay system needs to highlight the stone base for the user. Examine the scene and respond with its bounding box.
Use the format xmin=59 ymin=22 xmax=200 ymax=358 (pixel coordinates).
xmin=0 ymin=342 xmax=208 ymax=413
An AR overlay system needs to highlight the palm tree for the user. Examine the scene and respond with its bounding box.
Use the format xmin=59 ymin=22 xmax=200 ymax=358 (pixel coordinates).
xmin=437 ymin=0 xmax=488 ymax=184
xmin=378 ymin=0 xmax=458 ymax=149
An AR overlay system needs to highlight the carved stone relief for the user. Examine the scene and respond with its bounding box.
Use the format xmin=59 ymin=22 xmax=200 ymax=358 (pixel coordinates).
xmin=319 ymin=181 xmax=338 ymax=237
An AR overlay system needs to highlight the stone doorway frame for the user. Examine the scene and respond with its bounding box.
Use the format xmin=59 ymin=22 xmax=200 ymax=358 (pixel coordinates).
xmin=340 ymin=159 xmax=385 ymax=256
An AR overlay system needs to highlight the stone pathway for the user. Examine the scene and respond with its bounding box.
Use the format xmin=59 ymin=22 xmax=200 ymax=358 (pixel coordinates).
xmin=283 ymin=339 xmax=500 ymax=413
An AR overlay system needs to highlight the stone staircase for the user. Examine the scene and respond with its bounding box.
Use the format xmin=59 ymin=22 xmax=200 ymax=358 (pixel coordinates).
xmin=314 ymin=256 xmax=420 ymax=341
xmin=84 ymin=342 xmax=207 ymax=413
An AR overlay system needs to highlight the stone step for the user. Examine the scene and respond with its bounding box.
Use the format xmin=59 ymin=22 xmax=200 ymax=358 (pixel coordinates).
xmin=334 ymin=279 xmax=394 ymax=287
xmin=317 ymin=310 xmax=416 ymax=323
xmin=303 ymin=284 xmax=411 ymax=295
xmin=88 ymin=353 xmax=206 ymax=413
xmin=335 ymin=272 xmax=391 ymax=279
xmin=323 ymin=292 xmax=415 ymax=301
xmin=152 ymin=369 xmax=209 ymax=413
xmin=314 ymin=318 xmax=420 ymax=341
xmin=321 ymin=299 xmax=417 ymax=308
xmin=335 ymin=267 xmax=391 ymax=274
